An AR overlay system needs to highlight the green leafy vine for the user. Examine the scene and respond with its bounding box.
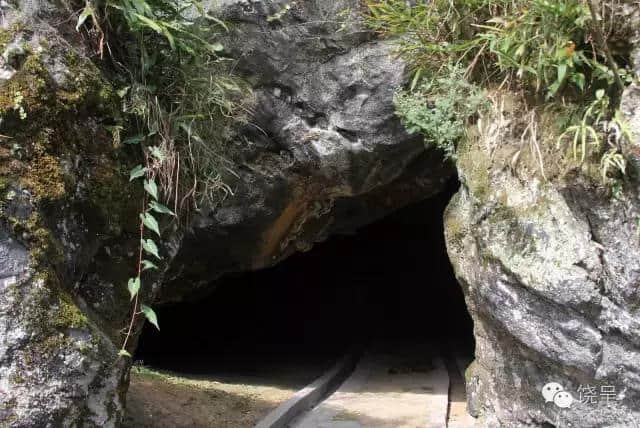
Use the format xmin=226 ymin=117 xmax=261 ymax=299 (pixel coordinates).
xmin=119 ymin=151 xmax=175 ymax=357
xmin=75 ymin=0 xmax=247 ymax=357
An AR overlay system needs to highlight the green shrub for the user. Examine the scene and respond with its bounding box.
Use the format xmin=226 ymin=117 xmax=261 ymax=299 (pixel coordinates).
xmin=77 ymin=0 xmax=226 ymax=56
xmin=365 ymin=0 xmax=485 ymax=84
xmin=477 ymin=0 xmax=590 ymax=95
xmin=395 ymin=65 xmax=487 ymax=160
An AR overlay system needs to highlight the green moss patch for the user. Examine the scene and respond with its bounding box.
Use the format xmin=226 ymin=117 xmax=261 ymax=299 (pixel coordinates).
xmin=54 ymin=294 xmax=90 ymax=330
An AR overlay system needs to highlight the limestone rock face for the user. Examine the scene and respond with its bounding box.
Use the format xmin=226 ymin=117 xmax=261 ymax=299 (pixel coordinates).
xmin=162 ymin=0 xmax=451 ymax=301
xmin=447 ymin=173 xmax=640 ymax=427
xmin=445 ymin=53 xmax=640 ymax=426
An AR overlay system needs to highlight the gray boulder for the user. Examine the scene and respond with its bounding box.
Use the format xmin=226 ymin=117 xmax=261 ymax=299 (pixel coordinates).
xmin=444 ymin=8 xmax=640 ymax=425
xmin=445 ymin=85 xmax=640 ymax=426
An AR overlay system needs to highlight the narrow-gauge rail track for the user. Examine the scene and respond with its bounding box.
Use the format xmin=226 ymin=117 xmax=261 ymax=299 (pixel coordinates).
xmin=256 ymin=342 xmax=475 ymax=428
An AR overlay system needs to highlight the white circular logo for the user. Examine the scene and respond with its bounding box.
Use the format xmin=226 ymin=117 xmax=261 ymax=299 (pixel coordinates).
xmin=553 ymin=391 xmax=574 ymax=408
xmin=542 ymin=382 xmax=574 ymax=408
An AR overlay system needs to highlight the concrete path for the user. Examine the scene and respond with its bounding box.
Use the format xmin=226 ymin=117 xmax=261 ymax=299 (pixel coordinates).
xmin=446 ymin=348 xmax=476 ymax=428
xmin=289 ymin=342 xmax=450 ymax=428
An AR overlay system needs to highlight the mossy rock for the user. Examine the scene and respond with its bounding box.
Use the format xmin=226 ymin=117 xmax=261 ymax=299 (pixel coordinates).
xmin=0 ymin=13 xmax=136 ymax=426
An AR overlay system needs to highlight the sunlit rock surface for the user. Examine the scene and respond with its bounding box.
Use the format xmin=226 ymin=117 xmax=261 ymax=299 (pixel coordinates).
xmin=445 ymin=39 xmax=640 ymax=425
xmin=0 ymin=0 xmax=137 ymax=425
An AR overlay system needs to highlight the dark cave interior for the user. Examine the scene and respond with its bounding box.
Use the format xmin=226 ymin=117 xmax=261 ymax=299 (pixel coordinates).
xmin=135 ymin=180 xmax=474 ymax=385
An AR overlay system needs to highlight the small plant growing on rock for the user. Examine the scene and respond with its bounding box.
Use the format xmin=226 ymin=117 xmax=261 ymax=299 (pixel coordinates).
xmin=557 ymin=89 xmax=632 ymax=183
xmin=12 ymin=91 xmax=26 ymax=120
xmin=394 ymin=65 xmax=487 ymax=159
xmin=557 ymin=89 xmax=609 ymax=163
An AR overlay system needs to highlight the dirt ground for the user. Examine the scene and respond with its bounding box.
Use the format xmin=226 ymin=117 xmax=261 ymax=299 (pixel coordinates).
xmin=123 ymin=367 xmax=298 ymax=428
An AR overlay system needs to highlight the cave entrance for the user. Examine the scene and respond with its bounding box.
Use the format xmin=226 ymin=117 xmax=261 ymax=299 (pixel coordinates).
xmin=132 ymin=180 xmax=474 ymax=425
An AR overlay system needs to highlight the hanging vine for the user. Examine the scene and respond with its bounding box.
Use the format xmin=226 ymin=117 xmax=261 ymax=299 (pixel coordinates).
xmin=119 ymin=150 xmax=175 ymax=357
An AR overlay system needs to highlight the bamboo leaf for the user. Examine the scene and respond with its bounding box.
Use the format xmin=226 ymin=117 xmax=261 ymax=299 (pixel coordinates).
xmin=207 ymin=15 xmax=228 ymax=30
xmin=410 ymin=68 xmax=423 ymax=92
xmin=571 ymin=72 xmax=585 ymax=91
xmin=161 ymin=27 xmax=176 ymax=50
xmin=133 ymin=12 xmax=163 ymax=33
xmin=557 ymin=64 xmax=567 ymax=83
